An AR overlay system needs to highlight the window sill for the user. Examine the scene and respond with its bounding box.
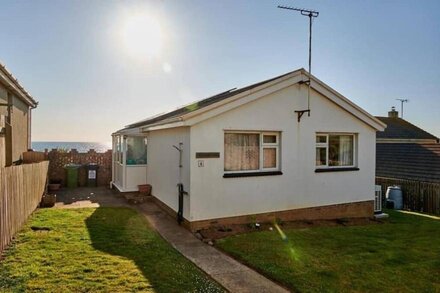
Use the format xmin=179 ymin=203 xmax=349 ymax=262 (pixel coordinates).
xmin=223 ymin=171 xmax=283 ymax=178
xmin=315 ymin=167 xmax=359 ymax=173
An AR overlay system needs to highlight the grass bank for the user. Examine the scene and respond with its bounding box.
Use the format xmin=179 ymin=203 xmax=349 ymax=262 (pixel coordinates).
xmin=217 ymin=210 xmax=440 ymax=292
xmin=0 ymin=207 xmax=223 ymax=292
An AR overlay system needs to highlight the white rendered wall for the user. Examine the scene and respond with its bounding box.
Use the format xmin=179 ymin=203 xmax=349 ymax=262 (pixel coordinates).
xmin=125 ymin=165 xmax=147 ymax=192
xmin=189 ymin=84 xmax=377 ymax=221
xmin=147 ymin=127 xmax=191 ymax=219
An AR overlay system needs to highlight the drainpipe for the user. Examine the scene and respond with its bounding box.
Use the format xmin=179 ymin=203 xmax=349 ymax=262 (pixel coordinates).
xmin=173 ymin=142 xmax=188 ymax=224
xmin=28 ymin=104 xmax=37 ymax=148
xmin=177 ymin=183 xmax=188 ymax=224
xmin=28 ymin=106 xmax=32 ymax=150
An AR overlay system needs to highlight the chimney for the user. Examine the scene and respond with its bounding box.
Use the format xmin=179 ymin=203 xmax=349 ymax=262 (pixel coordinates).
xmin=388 ymin=106 xmax=399 ymax=118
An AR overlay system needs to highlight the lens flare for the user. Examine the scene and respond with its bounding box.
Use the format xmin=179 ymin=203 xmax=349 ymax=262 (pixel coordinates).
xmin=274 ymin=223 xmax=300 ymax=261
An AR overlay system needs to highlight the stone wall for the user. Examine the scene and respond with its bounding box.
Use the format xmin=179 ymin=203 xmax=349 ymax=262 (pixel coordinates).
xmin=45 ymin=149 xmax=112 ymax=187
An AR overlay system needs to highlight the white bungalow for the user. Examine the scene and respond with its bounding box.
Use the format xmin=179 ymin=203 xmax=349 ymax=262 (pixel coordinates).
xmin=112 ymin=69 xmax=386 ymax=230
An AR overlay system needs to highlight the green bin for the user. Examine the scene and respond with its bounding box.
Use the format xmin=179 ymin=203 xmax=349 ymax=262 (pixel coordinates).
xmin=64 ymin=163 xmax=81 ymax=188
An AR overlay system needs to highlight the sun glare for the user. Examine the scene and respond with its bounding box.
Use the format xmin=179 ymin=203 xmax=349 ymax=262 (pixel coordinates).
xmin=121 ymin=13 xmax=163 ymax=61
xmin=162 ymin=62 xmax=172 ymax=73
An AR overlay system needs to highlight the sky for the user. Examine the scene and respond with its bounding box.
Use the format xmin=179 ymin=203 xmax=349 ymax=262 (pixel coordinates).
xmin=0 ymin=0 xmax=439 ymax=142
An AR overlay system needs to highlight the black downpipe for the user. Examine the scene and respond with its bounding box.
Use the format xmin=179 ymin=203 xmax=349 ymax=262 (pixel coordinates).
xmin=177 ymin=183 xmax=188 ymax=224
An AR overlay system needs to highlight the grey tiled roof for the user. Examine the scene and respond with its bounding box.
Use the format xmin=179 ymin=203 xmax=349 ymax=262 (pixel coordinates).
xmin=376 ymin=143 xmax=440 ymax=183
xmin=125 ymin=70 xmax=300 ymax=129
xmin=375 ymin=117 xmax=438 ymax=140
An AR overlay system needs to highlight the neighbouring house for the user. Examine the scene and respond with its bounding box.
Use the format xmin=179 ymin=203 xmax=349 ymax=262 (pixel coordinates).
xmin=375 ymin=108 xmax=440 ymax=215
xmin=375 ymin=107 xmax=440 ymax=184
xmin=0 ymin=62 xmax=38 ymax=167
xmin=112 ymin=68 xmax=386 ymax=230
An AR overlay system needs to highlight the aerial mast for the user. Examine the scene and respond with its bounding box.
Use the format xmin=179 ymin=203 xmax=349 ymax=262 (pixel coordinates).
xmin=278 ymin=5 xmax=319 ymax=122
xmin=396 ymin=98 xmax=409 ymax=118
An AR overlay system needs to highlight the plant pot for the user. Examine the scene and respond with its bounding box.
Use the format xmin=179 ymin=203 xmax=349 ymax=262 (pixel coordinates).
xmin=41 ymin=194 xmax=56 ymax=208
xmin=48 ymin=183 xmax=61 ymax=191
xmin=138 ymin=184 xmax=152 ymax=196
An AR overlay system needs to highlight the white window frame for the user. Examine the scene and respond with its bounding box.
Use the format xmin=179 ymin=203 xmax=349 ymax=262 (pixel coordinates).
xmin=224 ymin=131 xmax=281 ymax=173
xmin=315 ymin=133 xmax=357 ymax=169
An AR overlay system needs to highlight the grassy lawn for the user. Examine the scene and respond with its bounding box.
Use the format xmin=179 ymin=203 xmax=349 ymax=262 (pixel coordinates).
xmin=0 ymin=207 xmax=223 ymax=292
xmin=217 ymin=210 xmax=440 ymax=292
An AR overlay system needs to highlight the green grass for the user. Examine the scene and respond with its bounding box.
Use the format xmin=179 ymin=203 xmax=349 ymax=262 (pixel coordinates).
xmin=0 ymin=207 xmax=224 ymax=292
xmin=217 ymin=210 xmax=440 ymax=293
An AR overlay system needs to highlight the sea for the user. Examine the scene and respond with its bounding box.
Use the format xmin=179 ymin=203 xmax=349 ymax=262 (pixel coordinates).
xmin=32 ymin=141 xmax=112 ymax=153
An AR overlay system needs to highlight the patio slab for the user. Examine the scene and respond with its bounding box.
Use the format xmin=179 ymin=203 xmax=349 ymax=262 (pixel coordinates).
xmin=53 ymin=187 xmax=130 ymax=208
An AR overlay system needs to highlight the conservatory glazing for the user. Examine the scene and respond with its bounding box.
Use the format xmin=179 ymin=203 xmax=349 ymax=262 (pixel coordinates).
xmin=111 ymin=131 xmax=148 ymax=192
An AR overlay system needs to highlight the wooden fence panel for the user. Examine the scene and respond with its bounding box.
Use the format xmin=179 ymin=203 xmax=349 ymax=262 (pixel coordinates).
xmin=0 ymin=115 xmax=5 ymax=168
xmin=376 ymin=177 xmax=440 ymax=215
xmin=22 ymin=151 xmax=46 ymax=164
xmin=0 ymin=161 xmax=49 ymax=254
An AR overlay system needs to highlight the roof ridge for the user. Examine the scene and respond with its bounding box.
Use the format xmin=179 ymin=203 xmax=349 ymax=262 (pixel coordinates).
xmin=399 ymin=118 xmax=438 ymax=139
xmin=375 ymin=116 xmax=438 ymax=140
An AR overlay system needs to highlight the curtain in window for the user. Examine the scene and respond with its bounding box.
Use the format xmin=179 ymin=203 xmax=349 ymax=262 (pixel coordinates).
xmin=225 ymin=133 xmax=260 ymax=171
xmin=329 ymin=135 xmax=353 ymax=166
xmin=263 ymin=148 xmax=276 ymax=168
xmin=339 ymin=135 xmax=353 ymax=166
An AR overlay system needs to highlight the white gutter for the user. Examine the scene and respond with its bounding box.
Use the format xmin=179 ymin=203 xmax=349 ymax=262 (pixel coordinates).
xmin=0 ymin=63 xmax=38 ymax=108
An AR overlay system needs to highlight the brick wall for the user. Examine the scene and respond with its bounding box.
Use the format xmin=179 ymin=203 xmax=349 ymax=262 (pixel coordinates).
xmin=45 ymin=149 xmax=112 ymax=187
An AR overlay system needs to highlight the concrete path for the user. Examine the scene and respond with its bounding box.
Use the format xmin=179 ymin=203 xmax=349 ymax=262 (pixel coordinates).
xmin=53 ymin=187 xmax=289 ymax=292
xmin=138 ymin=201 xmax=289 ymax=293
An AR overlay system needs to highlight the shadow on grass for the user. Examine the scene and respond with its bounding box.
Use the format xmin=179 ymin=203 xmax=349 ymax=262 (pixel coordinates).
xmin=85 ymin=207 xmax=222 ymax=293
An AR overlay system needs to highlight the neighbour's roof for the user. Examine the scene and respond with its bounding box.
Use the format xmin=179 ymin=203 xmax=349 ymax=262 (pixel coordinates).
xmin=125 ymin=70 xmax=296 ymax=129
xmin=375 ymin=116 xmax=438 ymax=141
xmin=0 ymin=62 xmax=38 ymax=107
xmin=376 ymin=143 xmax=440 ymax=183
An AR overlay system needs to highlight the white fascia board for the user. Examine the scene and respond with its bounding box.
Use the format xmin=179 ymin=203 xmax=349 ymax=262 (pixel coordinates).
xmin=136 ymin=68 xmax=385 ymax=132
xmin=310 ymin=77 xmax=386 ymax=131
xmin=113 ymin=127 xmax=145 ymax=136
xmin=184 ymin=73 xmax=304 ymax=126
xmin=141 ymin=121 xmax=186 ymax=132
xmin=139 ymin=71 xmax=303 ymax=131
xmin=184 ymin=71 xmax=385 ymax=131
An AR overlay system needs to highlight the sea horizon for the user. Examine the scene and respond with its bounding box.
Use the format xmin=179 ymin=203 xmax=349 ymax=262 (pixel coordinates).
xmin=32 ymin=141 xmax=112 ymax=153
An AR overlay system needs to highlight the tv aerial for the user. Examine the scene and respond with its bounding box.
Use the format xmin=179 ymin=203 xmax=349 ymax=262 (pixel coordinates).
xmin=396 ymin=98 xmax=409 ymax=118
xmin=278 ymin=5 xmax=319 ymax=122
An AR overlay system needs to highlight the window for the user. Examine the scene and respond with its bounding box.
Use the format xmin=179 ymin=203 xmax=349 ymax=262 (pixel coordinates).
xmin=126 ymin=137 xmax=147 ymax=165
xmin=224 ymin=132 xmax=280 ymax=173
xmin=115 ymin=136 xmax=123 ymax=164
xmin=315 ymin=133 xmax=356 ymax=168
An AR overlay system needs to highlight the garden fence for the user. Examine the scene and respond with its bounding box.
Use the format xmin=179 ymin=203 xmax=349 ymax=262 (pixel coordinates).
xmin=0 ymin=161 xmax=49 ymax=254
xmin=376 ymin=177 xmax=440 ymax=215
